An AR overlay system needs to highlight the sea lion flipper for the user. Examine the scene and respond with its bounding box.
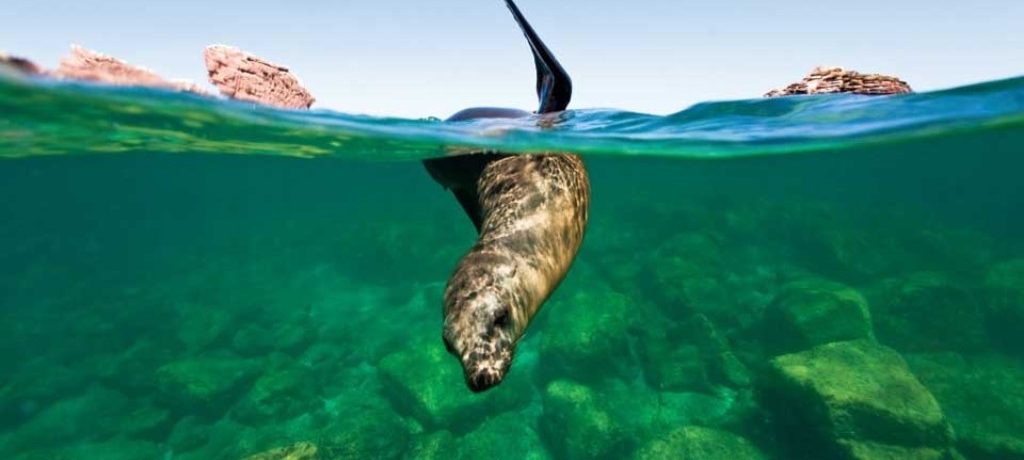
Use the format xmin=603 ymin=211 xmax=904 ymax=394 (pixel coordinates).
xmin=504 ymin=0 xmax=572 ymax=113
xmin=453 ymin=188 xmax=484 ymax=232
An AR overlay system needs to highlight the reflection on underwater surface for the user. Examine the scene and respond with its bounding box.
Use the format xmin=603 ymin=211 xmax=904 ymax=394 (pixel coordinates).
xmin=0 ymin=77 xmax=1023 ymax=459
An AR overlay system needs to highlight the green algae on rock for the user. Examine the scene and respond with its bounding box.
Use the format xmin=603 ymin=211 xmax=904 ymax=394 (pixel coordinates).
xmin=405 ymin=430 xmax=457 ymax=460
xmin=537 ymin=287 xmax=639 ymax=384
xmin=759 ymin=339 xmax=953 ymax=459
xmin=155 ymin=353 xmax=260 ymax=415
xmin=869 ymin=272 xmax=988 ymax=353
xmin=378 ymin=337 xmax=529 ymax=434
xmin=242 ymin=441 xmax=320 ymax=460
xmin=232 ymin=362 xmax=319 ymax=425
xmin=906 ymin=352 xmax=1024 ymax=460
xmin=983 ymin=259 xmax=1024 ymax=355
xmin=455 ymin=411 xmax=550 ymax=460
xmin=761 ymin=278 xmax=874 ymax=356
xmin=539 ymin=379 xmax=634 ymax=459
xmin=634 ymin=426 xmax=767 ymax=460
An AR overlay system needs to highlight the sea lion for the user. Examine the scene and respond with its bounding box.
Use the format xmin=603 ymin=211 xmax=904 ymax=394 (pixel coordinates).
xmin=423 ymin=0 xmax=590 ymax=392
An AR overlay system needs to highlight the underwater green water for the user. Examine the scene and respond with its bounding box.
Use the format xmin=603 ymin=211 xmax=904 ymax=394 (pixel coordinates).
xmin=1 ymin=75 xmax=1024 ymax=459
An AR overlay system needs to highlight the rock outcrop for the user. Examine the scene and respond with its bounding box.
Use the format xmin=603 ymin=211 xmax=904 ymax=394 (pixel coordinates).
xmin=634 ymin=426 xmax=767 ymax=460
xmin=242 ymin=441 xmax=320 ymax=460
xmin=766 ymin=66 xmax=912 ymax=97
xmin=53 ymin=45 xmax=202 ymax=92
xmin=761 ymin=278 xmax=874 ymax=356
xmin=203 ymin=45 xmax=315 ymax=109
xmin=759 ymin=340 xmax=954 ymax=459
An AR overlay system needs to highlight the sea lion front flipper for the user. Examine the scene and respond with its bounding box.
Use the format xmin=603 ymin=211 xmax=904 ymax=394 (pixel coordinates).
xmin=452 ymin=188 xmax=483 ymax=232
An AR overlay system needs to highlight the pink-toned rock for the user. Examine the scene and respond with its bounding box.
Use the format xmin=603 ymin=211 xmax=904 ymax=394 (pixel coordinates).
xmin=54 ymin=45 xmax=202 ymax=92
xmin=765 ymin=66 xmax=912 ymax=97
xmin=0 ymin=52 xmax=44 ymax=75
xmin=203 ymin=45 xmax=315 ymax=109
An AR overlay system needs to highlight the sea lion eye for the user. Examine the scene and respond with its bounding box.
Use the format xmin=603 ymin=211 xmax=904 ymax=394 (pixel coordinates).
xmin=493 ymin=309 xmax=510 ymax=329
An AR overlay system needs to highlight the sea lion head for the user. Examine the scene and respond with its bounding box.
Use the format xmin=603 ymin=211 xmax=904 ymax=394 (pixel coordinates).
xmin=442 ymin=273 xmax=521 ymax=392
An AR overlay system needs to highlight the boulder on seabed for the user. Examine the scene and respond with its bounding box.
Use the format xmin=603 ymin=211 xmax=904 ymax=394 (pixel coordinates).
xmin=242 ymin=441 xmax=320 ymax=460
xmin=405 ymin=430 xmax=457 ymax=460
xmin=633 ymin=425 xmax=767 ymax=460
xmin=455 ymin=411 xmax=550 ymax=460
xmin=870 ymin=272 xmax=988 ymax=353
xmin=539 ymin=379 xmax=633 ymax=460
xmin=638 ymin=313 xmax=751 ymax=392
xmin=536 ymin=286 xmax=638 ymax=384
xmin=983 ymin=259 xmax=1024 ymax=355
xmin=759 ymin=339 xmax=954 ymax=459
xmin=155 ymin=353 xmax=260 ymax=416
xmin=761 ymin=278 xmax=874 ymax=355
xmin=906 ymin=352 xmax=1024 ymax=460
xmin=377 ymin=336 xmax=528 ymax=434
xmin=231 ymin=361 xmax=319 ymax=425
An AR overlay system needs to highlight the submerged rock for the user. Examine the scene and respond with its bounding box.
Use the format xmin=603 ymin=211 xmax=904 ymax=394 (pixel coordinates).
xmin=983 ymin=259 xmax=1024 ymax=355
xmin=761 ymin=278 xmax=874 ymax=355
xmin=405 ymin=430 xmax=457 ymax=460
xmin=231 ymin=321 xmax=314 ymax=357
xmin=639 ymin=314 xmax=751 ymax=392
xmin=537 ymin=286 xmax=638 ymax=384
xmin=870 ymin=272 xmax=988 ymax=353
xmin=906 ymin=352 xmax=1024 ymax=460
xmin=836 ymin=441 xmax=953 ymax=460
xmin=539 ymin=379 xmax=633 ymax=459
xmin=456 ymin=411 xmax=550 ymax=460
xmin=0 ymin=360 xmax=86 ymax=430
xmin=634 ymin=426 xmax=766 ymax=460
xmin=647 ymin=232 xmax=731 ymax=322
xmin=318 ymin=405 xmax=410 ymax=460
xmin=14 ymin=438 xmax=163 ymax=460
xmin=759 ymin=340 xmax=953 ymax=459
xmin=2 ymin=385 xmax=167 ymax=451
xmin=378 ymin=337 xmax=528 ymax=434
xmin=242 ymin=441 xmax=320 ymax=460
xmin=232 ymin=363 xmax=319 ymax=425
xmin=765 ymin=66 xmax=912 ymax=97
xmin=155 ymin=353 xmax=260 ymax=416
xmin=167 ymin=416 xmax=210 ymax=454
xmin=93 ymin=339 xmax=175 ymax=396
xmin=176 ymin=305 xmax=233 ymax=353
xmin=204 ymin=45 xmax=315 ymax=109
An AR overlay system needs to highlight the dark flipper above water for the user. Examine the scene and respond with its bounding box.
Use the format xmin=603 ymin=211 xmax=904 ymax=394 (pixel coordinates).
xmin=504 ymin=0 xmax=572 ymax=113
xmin=424 ymin=0 xmax=590 ymax=392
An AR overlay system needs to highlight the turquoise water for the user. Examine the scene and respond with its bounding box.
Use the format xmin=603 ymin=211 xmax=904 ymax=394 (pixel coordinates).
xmin=1 ymin=74 xmax=1024 ymax=459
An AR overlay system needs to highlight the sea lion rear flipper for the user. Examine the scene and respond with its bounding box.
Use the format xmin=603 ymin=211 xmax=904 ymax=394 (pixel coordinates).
xmin=504 ymin=0 xmax=572 ymax=113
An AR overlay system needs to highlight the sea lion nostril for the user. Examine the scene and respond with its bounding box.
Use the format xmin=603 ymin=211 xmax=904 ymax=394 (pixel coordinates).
xmin=468 ymin=371 xmax=498 ymax=392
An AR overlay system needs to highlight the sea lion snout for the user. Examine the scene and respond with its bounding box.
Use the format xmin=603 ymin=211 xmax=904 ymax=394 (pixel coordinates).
xmin=442 ymin=298 xmax=516 ymax=392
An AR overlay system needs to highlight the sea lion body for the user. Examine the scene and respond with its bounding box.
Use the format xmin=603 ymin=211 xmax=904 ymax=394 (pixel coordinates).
xmin=427 ymin=0 xmax=587 ymax=392
xmin=426 ymin=137 xmax=589 ymax=391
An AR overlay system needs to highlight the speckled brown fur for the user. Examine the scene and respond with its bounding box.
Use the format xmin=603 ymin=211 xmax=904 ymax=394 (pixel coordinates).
xmin=434 ymin=153 xmax=589 ymax=392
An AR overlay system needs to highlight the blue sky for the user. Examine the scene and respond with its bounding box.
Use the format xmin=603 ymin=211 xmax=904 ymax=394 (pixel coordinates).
xmin=2 ymin=0 xmax=1022 ymax=117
